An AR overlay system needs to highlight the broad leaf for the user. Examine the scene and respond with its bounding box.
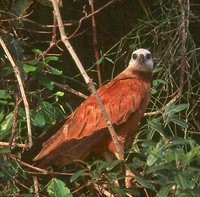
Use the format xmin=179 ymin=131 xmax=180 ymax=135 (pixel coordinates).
xmin=23 ymin=64 xmax=37 ymax=73
xmin=0 ymin=90 xmax=11 ymax=99
xmin=47 ymin=178 xmax=73 ymax=197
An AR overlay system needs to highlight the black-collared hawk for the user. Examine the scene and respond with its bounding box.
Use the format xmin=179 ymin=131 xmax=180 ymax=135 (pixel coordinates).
xmin=33 ymin=48 xmax=154 ymax=168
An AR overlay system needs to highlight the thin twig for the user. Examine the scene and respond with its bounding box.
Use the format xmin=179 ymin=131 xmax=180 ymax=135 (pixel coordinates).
xmin=37 ymin=14 xmax=57 ymax=61
xmin=53 ymin=81 xmax=88 ymax=99
xmin=68 ymin=0 xmax=119 ymax=39
xmin=33 ymin=176 xmax=40 ymax=197
xmin=178 ymin=0 xmax=187 ymax=93
xmin=89 ymin=0 xmax=102 ymax=86
xmin=8 ymin=154 xmax=90 ymax=177
xmin=0 ymin=167 xmax=30 ymax=190
xmin=0 ymin=141 xmax=28 ymax=148
xmin=0 ymin=37 xmax=33 ymax=148
xmin=51 ymin=0 xmax=124 ymax=160
xmin=144 ymin=92 xmax=180 ymax=116
xmin=94 ymin=184 xmax=115 ymax=197
xmin=84 ymin=0 xmax=119 ymax=21
xmin=9 ymin=96 xmax=20 ymax=147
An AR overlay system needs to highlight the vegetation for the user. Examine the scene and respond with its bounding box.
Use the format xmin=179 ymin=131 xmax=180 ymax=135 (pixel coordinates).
xmin=0 ymin=0 xmax=200 ymax=196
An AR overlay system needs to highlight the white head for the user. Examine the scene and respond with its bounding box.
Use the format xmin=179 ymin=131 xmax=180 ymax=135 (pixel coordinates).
xmin=128 ymin=48 xmax=154 ymax=72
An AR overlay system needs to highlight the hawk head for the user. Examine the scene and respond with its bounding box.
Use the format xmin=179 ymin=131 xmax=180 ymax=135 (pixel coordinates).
xmin=128 ymin=48 xmax=154 ymax=72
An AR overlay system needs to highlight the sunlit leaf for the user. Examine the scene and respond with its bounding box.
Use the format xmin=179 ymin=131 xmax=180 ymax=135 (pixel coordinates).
xmin=32 ymin=48 xmax=43 ymax=55
xmin=55 ymin=91 xmax=64 ymax=97
xmin=47 ymin=178 xmax=72 ymax=197
xmin=23 ymin=64 xmax=37 ymax=73
xmin=0 ymin=112 xmax=13 ymax=132
xmin=47 ymin=65 xmax=62 ymax=75
xmin=45 ymin=56 xmax=59 ymax=63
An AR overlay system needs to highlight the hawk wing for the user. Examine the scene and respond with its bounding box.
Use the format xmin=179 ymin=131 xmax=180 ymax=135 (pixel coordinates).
xmin=33 ymin=72 xmax=150 ymax=167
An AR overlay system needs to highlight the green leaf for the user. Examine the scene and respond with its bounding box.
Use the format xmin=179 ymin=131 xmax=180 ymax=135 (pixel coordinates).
xmin=23 ymin=64 xmax=37 ymax=73
xmin=45 ymin=56 xmax=59 ymax=63
xmin=147 ymin=153 xmax=158 ymax=166
xmin=105 ymin=57 xmax=114 ymax=64
xmin=175 ymin=173 xmax=195 ymax=190
xmin=32 ymin=48 xmax=43 ymax=55
xmin=32 ymin=112 xmax=46 ymax=127
xmin=0 ymin=147 xmax=10 ymax=154
xmin=147 ymin=119 xmax=166 ymax=138
xmin=158 ymin=185 xmax=173 ymax=197
xmin=151 ymin=88 xmax=157 ymax=94
xmin=165 ymin=104 xmax=189 ymax=114
xmin=135 ymin=175 xmax=156 ymax=191
xmin=96 ymin=57 xmax=103 ymax=65
xmin=55 ymin=91 xmax=64 ymax=97
xmin=47 ymin=65 xmax=62 ymax=75
xmin=183 ymin=145 xmax=200 ymax=165
xmin=171 ymin=118 xmax=189 ymax=129
xmin=41 ymin=101 xmax=58 ymax=124
xmin=153 ymin=66 xmax=163 ymax=73
xmin=106 ymin=160 xmax=121 ymax=171
xmin=0 ymin=112 xmax=13 ymax=139
xmin=0 ymin=111 xmax=5 ymax=122
xmin=70 ymin=169 xmax=86 ymax=183
xmin=0 ymin=90 xmax=11 ymax=99
xmin=39 ymin=75 xmax=54 ymax=90
xmin=24 ymin=59 xmax=40 ymax=65
xmin=0 ymin=112 xmax=13 ymax=132
xmin=47 ymin=178 xmax=73 ymax=197
xmin=146 ymin=163 xmax=172 ymax=174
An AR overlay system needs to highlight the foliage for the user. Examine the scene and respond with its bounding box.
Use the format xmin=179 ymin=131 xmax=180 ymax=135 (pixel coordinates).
xmin=0 ymin=0 xmax=200 ymax=196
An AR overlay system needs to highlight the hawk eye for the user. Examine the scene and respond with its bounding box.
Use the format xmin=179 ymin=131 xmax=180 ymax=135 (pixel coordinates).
xmin=132 ymin=54 xmax=137 ymax=60
xmin=146 ymin=53 xmax=151 ymax=59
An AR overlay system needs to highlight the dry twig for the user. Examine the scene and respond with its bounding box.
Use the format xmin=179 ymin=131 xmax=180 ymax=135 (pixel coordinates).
xmin=89 ymin=0 xmax=102 ymax=86
xmin=53 ymin=81 xmax=87 ymax=99
xmin=33 ymin=176 xmax=40 ymax=197
xmin=144 ymin=92 xmax=180 ymax=116
xmin=0 ymin=37 xmax=33 ymax=147
xmin=0 ymin=142 xmax=27 ymax=148
xmin=178 ymin=0 xmax=188 ymax=93
xmin=51 ymin=0 xmax=124 ymax=160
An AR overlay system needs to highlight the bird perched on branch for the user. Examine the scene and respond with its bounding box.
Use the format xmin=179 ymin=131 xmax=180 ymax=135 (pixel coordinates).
xmin=33 ymin=48 xmax=153 ymax=168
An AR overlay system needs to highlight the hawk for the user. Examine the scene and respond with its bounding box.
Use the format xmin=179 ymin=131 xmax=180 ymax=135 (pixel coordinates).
xmin=33 ymin=48 xmax=153 ymax=168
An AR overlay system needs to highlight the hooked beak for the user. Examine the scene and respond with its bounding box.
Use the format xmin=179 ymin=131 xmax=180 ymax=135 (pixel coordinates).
xmin=138 ymin=54 xmax=145 ymax=63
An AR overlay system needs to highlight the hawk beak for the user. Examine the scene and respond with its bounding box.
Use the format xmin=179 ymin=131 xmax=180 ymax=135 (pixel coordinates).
xmin=138 ymin=54 xmax=145 ymax=63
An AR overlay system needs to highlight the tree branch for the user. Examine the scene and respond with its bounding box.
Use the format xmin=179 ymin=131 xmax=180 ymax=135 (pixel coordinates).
xmin=0 ymin=37 xmax=33 ymax=148
xmin=51 ymin=0 xmax=124 ymax=160
xmin=89 ymin=0 xmax=102 ymax=86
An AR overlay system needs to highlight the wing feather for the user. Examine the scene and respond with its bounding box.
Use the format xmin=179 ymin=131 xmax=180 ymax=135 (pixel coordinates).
xmin=33 ymin=74 xmax=149 ymax=162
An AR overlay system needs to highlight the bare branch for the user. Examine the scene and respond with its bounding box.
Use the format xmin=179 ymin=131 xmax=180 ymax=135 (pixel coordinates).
xmin=53 ymin=81 xmax=88 ymax=99
xmin=52 ymin=0 xmax=124 ymax=160
xmin=0 ymin=37 xmax=33 ymax=148
xmin=144 ymin=92 xmax=180 ymax=116
xmin=33 ymin=176 xmax=40 ymax=197
xmin=178 ymin=0 xmax=188 ymax=93
xmin=89 ymin=0 xmax=102 ymax=86
xmin=51 ymin=0 xmax=124 ymax=160
xmin=0 ymin=141 xmax=28 ymax=148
